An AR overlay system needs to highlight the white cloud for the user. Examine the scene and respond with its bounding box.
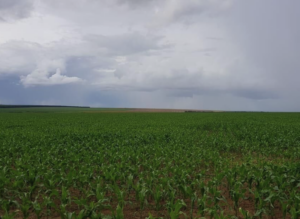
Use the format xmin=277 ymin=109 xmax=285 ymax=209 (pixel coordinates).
xmin=94 ymin=69 xmax=116 ymax=73
xmin=21 ymin=66 xmax=82 ymax=87
xmin=0 ymin=31 xmax=168 ymax=86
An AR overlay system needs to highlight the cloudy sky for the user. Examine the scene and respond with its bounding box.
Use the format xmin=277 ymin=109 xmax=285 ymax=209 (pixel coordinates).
xmin=0 ymin=0 xmax=299 ymax=111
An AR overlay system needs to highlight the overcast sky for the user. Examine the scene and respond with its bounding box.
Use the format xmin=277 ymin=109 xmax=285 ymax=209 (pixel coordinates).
xmin=0 ymin=0 xmax=299 ymax=111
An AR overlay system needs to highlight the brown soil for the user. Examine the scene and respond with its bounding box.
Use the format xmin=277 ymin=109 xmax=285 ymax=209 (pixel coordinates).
xmin=2 ymin=179 xmax=291 ymax=219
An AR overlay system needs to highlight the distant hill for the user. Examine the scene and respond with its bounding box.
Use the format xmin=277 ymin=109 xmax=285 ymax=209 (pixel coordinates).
xmin=0 ymin=105 xmax=90 ymax=108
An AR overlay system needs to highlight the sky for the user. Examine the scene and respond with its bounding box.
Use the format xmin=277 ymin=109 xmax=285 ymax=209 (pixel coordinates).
xmin=0 ymin=0 xmax=299 ymax=111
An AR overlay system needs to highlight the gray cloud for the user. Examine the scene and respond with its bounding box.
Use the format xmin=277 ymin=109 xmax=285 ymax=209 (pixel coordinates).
xmin=0 ymin=32 xmax=167 ymax=86
xmin=115 ymin=0 xmax=155 ymax=8
xmin=20 ymin=68 xmax=83 ymax=87
xmin=151 ymin=0 xmax=233 ymax=26
xmin=0 ymin=75 xmax=86 ymax=105
xmin=227 ymin=0 xmax=300 ymax=91
xmin=0 ymin=41 xmax=83 ymax=86
xmin=92 ymin=66 xmax=278 ymax=101
xmin=0 ymin=0 xmax=34 ymax=21
xmin=0 ymin=41 xmax=41 ymax=74
xmin=0 ymin=0 xmax=299 ymax=111
xmin=84 ymin=33 xmax=168 ymax=56
xmin=231 ymin=89 xmax=278 ymax=100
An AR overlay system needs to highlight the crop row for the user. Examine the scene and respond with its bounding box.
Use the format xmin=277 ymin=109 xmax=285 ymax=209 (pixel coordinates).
xmin=0 ymin=112 xmax=299 ymax=218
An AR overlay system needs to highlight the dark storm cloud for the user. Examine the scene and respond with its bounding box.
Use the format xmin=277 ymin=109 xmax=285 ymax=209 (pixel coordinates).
xmin=0 ymin=75 xmax=128 ymax=107
xmin=0 ymin=75 xmax=79 ymax=105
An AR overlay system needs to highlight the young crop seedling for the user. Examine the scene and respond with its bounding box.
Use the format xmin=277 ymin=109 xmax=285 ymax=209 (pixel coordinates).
xmin=0 ymin=111 xmax=300 ymax=218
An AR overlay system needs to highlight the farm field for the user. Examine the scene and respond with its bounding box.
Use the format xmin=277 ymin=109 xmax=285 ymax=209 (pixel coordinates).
xmin=0 ymin=110 xmax=300 ymax=219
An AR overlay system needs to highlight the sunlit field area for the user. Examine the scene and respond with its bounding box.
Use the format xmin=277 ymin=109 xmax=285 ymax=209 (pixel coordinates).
xmin=0 ymin=109 xmax=300 ymax=219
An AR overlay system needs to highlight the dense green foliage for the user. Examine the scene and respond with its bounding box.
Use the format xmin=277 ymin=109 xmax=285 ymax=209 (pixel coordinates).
xmin=0 ymin=111 xmax=300 ymax=218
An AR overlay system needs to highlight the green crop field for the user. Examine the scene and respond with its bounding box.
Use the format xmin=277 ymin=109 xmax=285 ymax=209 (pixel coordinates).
xmin=0 ymin=110 xmax=300 ymax=219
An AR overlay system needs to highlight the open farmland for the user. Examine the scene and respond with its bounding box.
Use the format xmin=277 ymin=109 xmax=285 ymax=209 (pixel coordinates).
xmin=0 ymin=110 xmax=300 ymax=219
